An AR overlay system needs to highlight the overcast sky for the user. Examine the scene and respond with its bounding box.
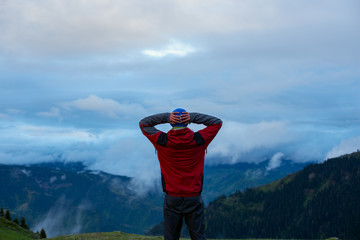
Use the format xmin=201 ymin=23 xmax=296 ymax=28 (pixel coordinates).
xmin=1 ymin=0 xmax=359 ymax=182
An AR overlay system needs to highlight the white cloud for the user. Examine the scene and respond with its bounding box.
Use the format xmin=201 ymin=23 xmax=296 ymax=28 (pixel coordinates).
xmin=325 ymin=136 xmax=360 ymax=159
xmin=0 ymin=113 xmax=9 ymax=119
xmin=21 ymin=169 xmax=32 ymax=177
xmin=207 ymin=120 xmax=296 ymax=164
xmin=266 ymin=152 xmax=284 ymax=171
xmin=143 ymin=41 xmax=196 ymax=58
xmin=37 ymin=107 xmax=61 ymax=118
xmin=49 ymin=176 xmax=57 ymax=183
xmin=0 ymin=119 xmax=151 ymax=177
xmin=18 ymin=125 xmax=96 ymax=141
xmin=6 ymin=109 xmax=24 ymax=115
xmin=62 ymin=95 xmax=145 ymax=119
xmin=88 ymin=136 xmax=159 ymax=179
xmin=32 ymin=196 xmax=90 ymax=237
xmin=0 ymin=151 xmax=54 ymax=165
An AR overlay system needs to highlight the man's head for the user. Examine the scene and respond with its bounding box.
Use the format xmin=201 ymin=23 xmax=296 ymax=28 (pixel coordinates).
xmin=171 ymin=108 xmax=188 ymax=127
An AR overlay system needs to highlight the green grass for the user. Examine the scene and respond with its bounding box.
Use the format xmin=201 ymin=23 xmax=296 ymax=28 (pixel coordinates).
xmin=1 ymin=216 xmax=340 ymax=240
xmin=48 ymin=231 xmax=336 ymax=240
xmin=48 ymin=231 xmax=163 ymax=240
xmin=0 ymin=217 xmax=38 ymax=240
xmin=47 ymin=232 xmax=280 ymax=240
xmin=258 ymin=172 xmax=297 ymax=193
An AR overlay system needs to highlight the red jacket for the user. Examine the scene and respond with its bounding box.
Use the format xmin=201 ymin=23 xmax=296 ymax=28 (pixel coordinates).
xmin=139 ymin=112 xmax=222 ymax=197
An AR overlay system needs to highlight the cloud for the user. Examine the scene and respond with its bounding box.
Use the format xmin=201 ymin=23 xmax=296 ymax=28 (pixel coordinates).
xmin=325 ymin=136 xmax=360 ymax=160
xmin=0 ymin=119 xmax=154 ymax=179
xmin=21 ymin=169 xmax=32 ymax=177
xmin=207 ymin=120 xmax=296 ymax=164
xmin=0 ymin=151 xmax=54 ymax=165
xmin=37 ymin=107 xmax=61 ymax=118
xmin=6 ymin=109 xmax=24 ymax=115
xmin=18 ymin=125 xmax=96 ymax=141
xmin=0 ymin=121 xmax=104 ymax=165
xmin=143 ymin=41 xmax=196 ymax=58
xmin=32 ymin=196 xmax=90 ymax=237
xmin=62 ymin=95 xmax=146 ymax=119
xmin=0 ymin=0 xmax=279 ymax=57
xmin=0 ymin=113 xmax=9 ymax=120
xmin=266 ymin=152 xmax=285 ymax=171
xmin=2 ymin=0 xmax=357 ymax=59
xmin=0 ymin=0 xmax=359 ymax=195
xmin=87 ymin=136 xmax=160 ymax=182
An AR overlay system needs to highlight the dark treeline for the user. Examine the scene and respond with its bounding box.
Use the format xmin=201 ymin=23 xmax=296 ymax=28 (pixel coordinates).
xmin=205 ymin=151 xmax=360 ymax=240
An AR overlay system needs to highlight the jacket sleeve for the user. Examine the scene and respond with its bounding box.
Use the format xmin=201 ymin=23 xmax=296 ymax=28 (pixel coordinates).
xmin=190 ymin=113 xmax=222 ymax=146
xmin=139 ymin=113 xmax=170 ymax=145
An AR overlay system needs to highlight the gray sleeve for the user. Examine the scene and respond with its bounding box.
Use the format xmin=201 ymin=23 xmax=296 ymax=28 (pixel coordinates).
xmin=189 ymin=112 xmax=222 ymax=126
xmin=139 ymin=113 xmax=170 ymax=135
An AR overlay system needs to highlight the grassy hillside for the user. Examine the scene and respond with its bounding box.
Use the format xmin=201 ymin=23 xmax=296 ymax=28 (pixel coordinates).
xmin=1 ymin=216 xmax=341 ymax=240
xmin=0 ymin=217 xmax=39 ymax=240
xmin=47 ymin=231 xmax=341 ymax=240
xmin=48 ymin=231 xmax=162 ymax=240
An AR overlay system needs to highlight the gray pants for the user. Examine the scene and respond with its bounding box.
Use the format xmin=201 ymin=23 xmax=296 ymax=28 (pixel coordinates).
xmin=163 ymin=194 xmax=205 ymax=240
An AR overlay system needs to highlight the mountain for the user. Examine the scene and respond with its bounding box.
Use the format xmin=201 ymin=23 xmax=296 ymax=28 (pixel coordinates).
xmin=0 ymin=162 xmax=163 ymax=237
xmin=203 ymin=159 xmax=309 ymax=203
xmin=0 ymin=158 xmax=310 ymax=238
xmin=205 ymin=151 xmax=360 ymax=240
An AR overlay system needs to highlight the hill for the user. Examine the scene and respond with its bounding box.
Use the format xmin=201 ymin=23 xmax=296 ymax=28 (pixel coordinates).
xmin=203 ymin=159 xmax=309 ymax=203
xmin=205 ymin=151 xmax=360 ymax=239
xmin=0 ymin=216 xmax=40 ymax=240
xmin=0 ymin=163 xmax=163 ymax=237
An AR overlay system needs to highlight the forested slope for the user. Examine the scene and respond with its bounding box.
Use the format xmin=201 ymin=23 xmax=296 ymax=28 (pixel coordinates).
xmin=205 ymin=151 xmax=360 ymax=240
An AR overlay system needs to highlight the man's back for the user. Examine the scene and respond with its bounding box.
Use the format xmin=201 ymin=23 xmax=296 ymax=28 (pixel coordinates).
xmin=139 ymin=111 xmax=222 ymax=197
xmin=157 ymin=127 xmax=207 ymax=196
xmin=139 ymin=109 xmax=222 ymax=240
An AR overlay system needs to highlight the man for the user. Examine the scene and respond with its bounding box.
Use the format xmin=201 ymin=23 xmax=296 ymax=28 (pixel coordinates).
xmin=139 ymin=108 xmax=222 ymax=240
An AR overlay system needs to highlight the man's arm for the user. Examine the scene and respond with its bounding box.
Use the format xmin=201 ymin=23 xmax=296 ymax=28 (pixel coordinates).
xmin=139 ymin=112 xmax=186 ymax=134
xmin=189 ymin=112 xmax=222 ymax=126
xmin=139 ymin=113 xmax=170 ymax=136
xmin=189 ymin=112 xmax=222 ymax=146
xmin=139 ymin=113 xmax=172 ymax=146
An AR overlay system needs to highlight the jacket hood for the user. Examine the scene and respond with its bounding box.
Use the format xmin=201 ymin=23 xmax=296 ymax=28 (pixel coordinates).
xmin=167 ymin=128 xmax=194 ymax=147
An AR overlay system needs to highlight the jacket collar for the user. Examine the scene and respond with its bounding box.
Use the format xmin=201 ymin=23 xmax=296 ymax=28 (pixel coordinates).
xmin=171 ymin=127 xmax=186 ymax=130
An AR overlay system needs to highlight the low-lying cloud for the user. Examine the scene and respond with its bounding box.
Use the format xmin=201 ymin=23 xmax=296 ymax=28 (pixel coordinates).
xmin=1 ymin=107 xmax=359 ymax=195
xmin=207 ymin=120 xmax=296 ymax=164
xmin=266 ymin=152 xmax=285 ymax=171
xmin=325 ymin=137 xmax=360 ymax=160
xmin=32 ymin=196 xmax=91 ymax=237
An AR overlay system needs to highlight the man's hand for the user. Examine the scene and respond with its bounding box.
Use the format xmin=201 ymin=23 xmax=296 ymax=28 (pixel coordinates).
xmin=180 ymin=112 xmax=190 ymax=125
xmin=170 ymin=112 xmax=181 ymax=125
xmin=170 ymin=112 xmax=190 ymax=125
